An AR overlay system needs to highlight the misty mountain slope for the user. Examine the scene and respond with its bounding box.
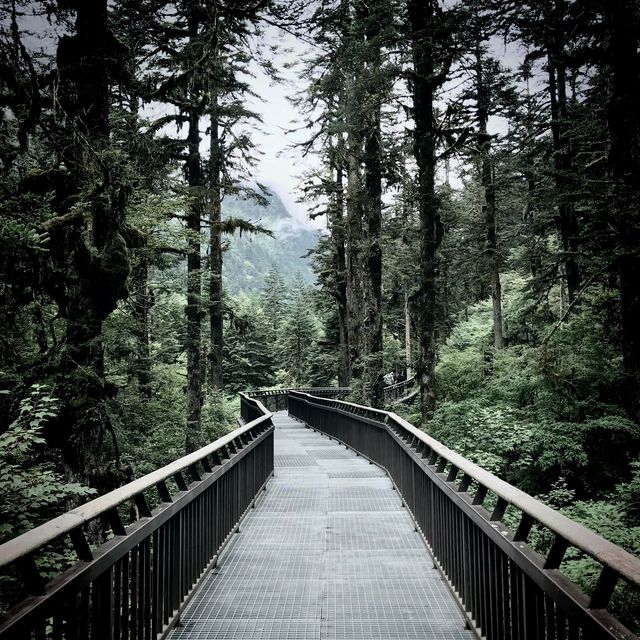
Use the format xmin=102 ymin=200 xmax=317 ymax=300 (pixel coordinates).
xmin=222 ymin=191 xmax=318 ymax=293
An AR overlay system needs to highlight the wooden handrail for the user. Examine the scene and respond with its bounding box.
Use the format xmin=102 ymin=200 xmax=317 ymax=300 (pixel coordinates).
xmin=391 ymin=412 xmax=640 ymax=587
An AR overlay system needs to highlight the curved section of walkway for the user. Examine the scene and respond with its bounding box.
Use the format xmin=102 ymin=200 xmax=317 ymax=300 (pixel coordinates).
xmin=169 ymin=412 xmax=473 ymax=640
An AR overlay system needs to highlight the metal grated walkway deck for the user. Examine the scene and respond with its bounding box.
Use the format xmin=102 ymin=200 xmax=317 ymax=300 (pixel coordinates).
xmin=168 ymin=412 xmax=474 ymax=640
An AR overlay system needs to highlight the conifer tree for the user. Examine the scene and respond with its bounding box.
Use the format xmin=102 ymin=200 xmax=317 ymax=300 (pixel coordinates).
xmin=203 ymin=0 xmax=280 ymax=394
xmin=224 ymin=295 xmax=274 ymax=392
xmin=448 ymin=28 xmax=518 ymax=350
xmin=122 ymin=0 xmax=280 ymax=450
xmin=1 ymin=0 xmax=134 ymax=489
xmin=298 ymin=0 xmax=400 ymax=404
xmin=600 ymin=0 xmax=640 ymax=430
xmin=262 ymin=263 xmax=288 ymax=334
xmin=407 ymin=0 xmax=458 ymax=423
xmin=279 ymin=274 xmax=319 ymax=385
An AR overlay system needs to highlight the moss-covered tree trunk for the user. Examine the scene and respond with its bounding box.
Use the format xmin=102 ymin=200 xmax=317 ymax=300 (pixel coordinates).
xmin=475 ymin=48 xmax=504 ymax=350
xmin=332 ymin=151 xmax=350 ymax=387
xmin=408 ymin=0 xmax=442 ymax=424
xmin=209 ymin=90 xmax=224 ymax=393
xmin=346 ymin=126 xmax=365 ymax=382
xmin=44 ymin=0 xmax=130 ymax=490
xmin=131 ymin=252 xmax=152 ymax=398
xmin=604 ymin=0 xmax=640 ymax=432
xmin=547 ymin=10 xmax=581 ymax=303
xmin=362 ymin=6 xmax=384 ymax=408
xmin=184 ymin=10 xmax=203 ymax=453
xmin=404 ymin=288 xmax=412 ymax=378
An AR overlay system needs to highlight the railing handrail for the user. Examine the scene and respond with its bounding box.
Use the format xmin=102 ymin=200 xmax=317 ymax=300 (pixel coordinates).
xmin=392 ymin=411 xmax=640 ymax=587
xmin=0 ymin=392 xmax=271 ymax=571
xmin=383 ymin=375 xmax=416 ymax=392
xmin=247 ymin=387 xmax=350 ymax=397
xmin=289 ymin=390 xmax=640 ymax=589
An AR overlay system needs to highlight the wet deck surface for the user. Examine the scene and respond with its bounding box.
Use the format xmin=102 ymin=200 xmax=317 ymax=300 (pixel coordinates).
xmin=169 ymin=412 xmax=473 ymax=640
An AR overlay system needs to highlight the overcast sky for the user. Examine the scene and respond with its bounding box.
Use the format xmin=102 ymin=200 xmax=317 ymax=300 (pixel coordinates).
xmin=244 ymin=28 xmax=321 ymax=229
xmin=244 ymin=23 xmax=533 ymax=230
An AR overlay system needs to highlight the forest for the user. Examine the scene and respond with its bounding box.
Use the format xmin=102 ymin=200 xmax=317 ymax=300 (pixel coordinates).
xmin=0 ymin=0 xmax=639 ymax=630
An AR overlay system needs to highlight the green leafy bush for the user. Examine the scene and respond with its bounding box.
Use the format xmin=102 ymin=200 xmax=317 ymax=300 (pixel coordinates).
xmin=0 ymin=385 xmax=95 ymax=543
xmin=0 ymin=385 xmax=96 ymax=615
xmin=430 ymin=399 xmax=534 ymax=484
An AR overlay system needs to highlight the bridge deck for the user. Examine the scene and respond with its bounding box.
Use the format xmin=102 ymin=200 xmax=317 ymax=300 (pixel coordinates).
xmin=169 ymin=412 xmax=473 ymax=640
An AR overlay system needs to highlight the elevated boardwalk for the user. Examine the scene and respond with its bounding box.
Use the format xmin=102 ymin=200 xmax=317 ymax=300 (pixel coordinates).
xmin=2 ymin=390 xmax=637 ymax=640
xmin=169 ymin=412 xmax=472 ymax=640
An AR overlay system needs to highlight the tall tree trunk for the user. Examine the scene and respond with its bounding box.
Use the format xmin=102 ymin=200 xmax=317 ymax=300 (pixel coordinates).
xmin=408 ymin=0 xmax=443 ymax=424
xmin=404 ymin=288 xmax=412 ymax=378
xmin=332 ymin=154 xmax=350 ymax=387
xmin=521 ymin=67 xmax=543 ymax=279
xmin=48 ymin=0 xmax=130 ymax=490
xmin=185 ymin=11 xmax=203 ymax=453
xmin=209 ymin=90 xmax=224 ymax=393
xmin=604 ymin=0 xmax=640 ymax=430
xmin=345 ymin=127 xmax=364 ymax=380
xmin=362 ymin=10 xmax=384 ymax=407
xmin=131 ymin=253 xmax=152 ymax=398
xmin=548 ymin=39 xmax=581 ymax=301
xmin=475 ymin=48 xmax=504 ymax=350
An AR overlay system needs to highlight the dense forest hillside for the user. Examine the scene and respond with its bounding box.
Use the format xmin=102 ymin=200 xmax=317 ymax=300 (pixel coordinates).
xmin=222 ymin=190 xmax=317 ymax=293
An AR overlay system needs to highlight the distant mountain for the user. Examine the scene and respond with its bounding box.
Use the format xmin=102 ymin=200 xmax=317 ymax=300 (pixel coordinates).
xmin=221 ymin=191 xmax=319 ymax=294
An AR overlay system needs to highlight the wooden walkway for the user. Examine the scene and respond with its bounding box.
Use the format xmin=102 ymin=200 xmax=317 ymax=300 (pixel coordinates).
xmin=168 ymin=412 xmax=472 ymax=640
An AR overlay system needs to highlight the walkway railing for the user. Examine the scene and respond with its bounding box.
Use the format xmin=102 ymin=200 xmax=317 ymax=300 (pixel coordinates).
xmin=0 ymin=393 xmax=273 ymax=640
xmin=288 ymin=390 xmax=640 ymax=640
xmin=383 ymin=375 xmax=416 ymax=404
xmin=246 ymin=386 xmax=350 ymax=413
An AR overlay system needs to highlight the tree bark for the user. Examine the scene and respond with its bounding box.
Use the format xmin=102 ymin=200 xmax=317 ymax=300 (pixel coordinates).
xmin=209 ymin=89 xmax=224 ymax=393
xmin=408 ymin=0 xmax=443 ymax=424
xmin=332 ymin=151 xmax=350 ymax=387
xmin=547 ymin=20 xmax=581 ymax=302
xmin=475 ymin=48 xmax=504 ymax=350
xmin=47 ymin=0 xmax=130 ymax=490
xmin=603 ymin=0 xmax=640 ymax=430
xmin=404 ymin=288 xmax=412 ymax=378
xmin=131 ymin=253 xmax=152 ymax=398
xmin=345 ymin=127 xmax=364 ymax=380
xmin=362 ymin=8 xmax=384 ymax=407
xmin=185 ymin=10 xmax=203 ymax=453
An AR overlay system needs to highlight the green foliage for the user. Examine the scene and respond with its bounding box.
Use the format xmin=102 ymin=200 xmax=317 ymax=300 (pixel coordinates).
xmin=277 ymin=274 xmax=322 ymax=386
xmin=305 ymin=343 xmax=338 ymax=388
xmin=526 ymin=479 xmax=640 ymax=633
xmin=622 ymin=462 xmax=640 ymax=522
xmin=108 ymin=363 xmax=188 ymax=476
xmin=202 ymin=393 xmax=240 ymax=443
xmin=1 ymin=2 xmax=639 ymax=632
xmin=383 ymin=333 xmax=404 ymax=373
xmin=430 ymin=399 xmax=534 ymax=481
xmin=431 ymin=277 xmax=638 ymax=497
xmin=224 ymin=294 xmax=276 ymax=392
xmin=0 ymin=385 xmax=95 ymax=543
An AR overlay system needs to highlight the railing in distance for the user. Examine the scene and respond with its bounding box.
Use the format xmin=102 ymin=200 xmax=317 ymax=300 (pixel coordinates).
xmin=288 ymin=390 xmax=640 ymax=640
xmin=245 ymin=387 xmax=350 ymax=413
xmin=0 ymin=393 xmax=274 ymax=640
xmin=383 ymin=375 xmax=416 ymax=404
